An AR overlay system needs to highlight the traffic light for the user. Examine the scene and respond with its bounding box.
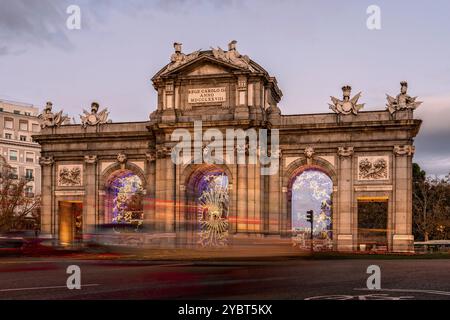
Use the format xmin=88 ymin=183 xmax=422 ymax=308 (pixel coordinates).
xmin=306 ymin=210 xmax=314 ymax=251
xmin=306 ymin=210 xmax=313 ymax=224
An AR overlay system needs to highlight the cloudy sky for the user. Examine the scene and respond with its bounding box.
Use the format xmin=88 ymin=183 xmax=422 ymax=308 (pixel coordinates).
xmin=0 ymin=0 xmax=449 ymax=175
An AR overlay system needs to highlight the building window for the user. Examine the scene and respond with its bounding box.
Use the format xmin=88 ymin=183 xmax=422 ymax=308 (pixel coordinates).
xmin=0 ymin=107 xmax=3 ymax=112
xmin=20 ymin=135 xmax=27 ymax=141
xmin=25 ymin=186 xmax=34 ymax=197
xmin=9 ymin=150 xmax=18 ymax=161
xmin=25 ymin=169 xmax=34 ymax=180
xmin=24 ymin=112 xmax=31 ymax=116
xmin=4 ymin=118 xmax=13 ymax=129
xmin=10 ymin=167 xmax=18 ymax=180
xmin=26 ymin=152 xmax=34 ymax=163
xmin=32 ymin=123 xmax=40 ymax=132
xmin=5 ymin=133 xmax=12 ymax=139
xmin=13 ymin=110 xmax=20 ymax=115
xmin=19 ymin=120 xmax=28 ymax=131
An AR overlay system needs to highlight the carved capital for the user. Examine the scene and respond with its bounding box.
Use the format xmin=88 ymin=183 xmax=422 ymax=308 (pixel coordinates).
xmin=237 ymin=76 xmax=247 ymax=90
xmin=338 ymin=147 xmax=354 ymax=157
xmin=394 ymin=145 xmax=415 ymax=156
xmin=84 ymin=155 xmax=97 ymax=164
xmin=156 ymin=147 xmax=172 ymax=159
xmin=146 ymin=152 xmax=156 ymax=162
xmin=235 ymin=143 xmax=249 ymax=156
xmin=271 ymin=148 xmax=282 ymax=159
xmin=39 ymin=156 xmax=54 ymax=166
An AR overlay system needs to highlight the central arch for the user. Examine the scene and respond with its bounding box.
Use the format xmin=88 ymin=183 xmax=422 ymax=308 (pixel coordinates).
xmin=181 ymin=164 xmax=232 ymax=247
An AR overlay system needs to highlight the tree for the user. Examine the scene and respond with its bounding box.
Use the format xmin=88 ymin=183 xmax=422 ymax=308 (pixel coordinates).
xmin=0 ymin=156 xmax=40 ymax=232
xmin=412 ymin=163 xmax=450 ymax=241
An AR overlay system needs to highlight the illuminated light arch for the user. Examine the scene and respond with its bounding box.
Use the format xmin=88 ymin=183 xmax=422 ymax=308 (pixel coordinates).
xmin=182 ymin=164 xmax=232 ymax=247
xmin=101 ymin=163 xmax=146 ymax=229
xmin=291 ymin=169 xmax=333 ymax=239
xmin=283 ymin=158 xmax=336 ymax=242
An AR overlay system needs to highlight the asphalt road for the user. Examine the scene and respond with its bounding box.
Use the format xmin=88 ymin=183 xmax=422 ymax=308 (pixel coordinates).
xmin=0 ymin=257 xmax=449 ymax=300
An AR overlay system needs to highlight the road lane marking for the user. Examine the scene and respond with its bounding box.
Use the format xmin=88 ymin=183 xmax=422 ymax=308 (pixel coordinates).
xmin=0 ymin=284 xmax=100 ymax=292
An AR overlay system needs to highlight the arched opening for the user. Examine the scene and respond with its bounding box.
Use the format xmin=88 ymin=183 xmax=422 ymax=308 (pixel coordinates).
xmin=290 ymin=168 xmax=333 ymax=247
xmin=184 ymin=165 xmax=229 ymax=247
xmin=105 ymin=169 xmax=144 ymax=232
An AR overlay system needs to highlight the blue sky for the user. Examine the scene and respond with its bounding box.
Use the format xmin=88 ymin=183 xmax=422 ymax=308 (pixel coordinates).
xmin=0 ymin=0 xmax=449 ymax=175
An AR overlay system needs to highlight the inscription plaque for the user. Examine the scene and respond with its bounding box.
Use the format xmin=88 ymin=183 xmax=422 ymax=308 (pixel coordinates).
xmin=188 ymin=87 xmax=226 ymax=104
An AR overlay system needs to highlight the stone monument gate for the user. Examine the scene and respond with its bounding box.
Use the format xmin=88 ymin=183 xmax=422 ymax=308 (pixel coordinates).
xmin=34 ymin=42 xmax=421 ymax=252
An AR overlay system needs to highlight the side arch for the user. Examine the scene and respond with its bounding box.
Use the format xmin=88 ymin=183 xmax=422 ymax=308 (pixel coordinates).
xmin=100 ymin=162 xmax=147 ymax=226
xmin=282 ymin=156 xmax=337 ymax=241
xmin=284 ymin=157 xmax=337 ymax=190
xmin=100 ymin=162 xmax=147 ymax=189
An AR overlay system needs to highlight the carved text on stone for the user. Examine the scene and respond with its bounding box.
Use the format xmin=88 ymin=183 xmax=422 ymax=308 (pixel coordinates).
xmin=188 ymin=87 xmax=226 ymax=104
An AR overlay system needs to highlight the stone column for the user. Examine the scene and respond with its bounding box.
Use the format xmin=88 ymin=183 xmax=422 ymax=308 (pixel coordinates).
xmin=145 ymin=152 xmax=156 ymax=231
xmin=247 ymin=163 xmax=256 ymax=233
xmin=155 ymin=149 xmax=167 ymax=232
xmin=268 ymin=155 xmax=281 ymax=235
xmin=392 ymin=145 xmax=415 ymax=252
xmin=39 ymin=156 xmax=54 ymax=236
xmin=228 ymin=164 xmax=238 ymax=234
xmin=84 ymin=155 xmax=97 ymax=233
xmin=336 ymin=147 xmax=354 ymax=251
xmin=254 ymin=162 xmax=262 ymax=233
xmin=157 ymin=147 xmax=175 ymax=233
xmin=165 ymin=155 xmax=175 ymax=233
xmin=236 ymin=146 xmax=248 ymax=233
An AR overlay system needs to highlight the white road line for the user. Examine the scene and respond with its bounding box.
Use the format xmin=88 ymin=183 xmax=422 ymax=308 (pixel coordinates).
xmin=0 ymin=284 xmax=100 ymax=293
xmin=354 ymin=288 xmax=450 ymax=296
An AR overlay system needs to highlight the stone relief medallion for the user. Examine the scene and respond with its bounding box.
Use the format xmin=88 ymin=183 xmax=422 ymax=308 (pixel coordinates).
xmin=357 ymin=156 xmax=389 ymax=181
xmin=58 ymin=165 xmax=83 ymax=187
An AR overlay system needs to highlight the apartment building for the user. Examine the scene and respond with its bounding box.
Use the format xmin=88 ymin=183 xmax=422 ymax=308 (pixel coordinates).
xmin=0 ymin=99 xmax=41 ymax=196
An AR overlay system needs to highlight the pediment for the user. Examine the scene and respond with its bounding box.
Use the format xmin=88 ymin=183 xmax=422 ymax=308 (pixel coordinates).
xmin=152 ymin=54 xmax=247 ymax=81
xmin=184 ymin=62 xmax=230 ymax=76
